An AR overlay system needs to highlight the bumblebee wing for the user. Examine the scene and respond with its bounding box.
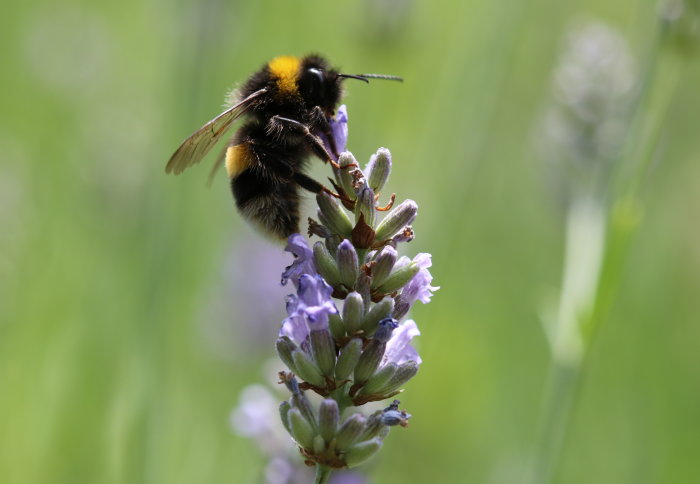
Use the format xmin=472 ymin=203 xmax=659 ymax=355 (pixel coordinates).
xmin=165 ymin=87 xmax=267 ymax=175
xmin=206 ymin=144 xmax=228 ymax=187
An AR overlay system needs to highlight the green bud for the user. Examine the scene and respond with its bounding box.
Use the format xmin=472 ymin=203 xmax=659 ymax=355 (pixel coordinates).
xmin=382 ymin=361 xmax=419 ymax=394
xmin=276 ymin=337 xmax=299 ymax=373
xmin=279 ymin=401 xmax=292 ymax=435
xmin=313 ymin=242 xmax=341 ymax=286
xmin=366 ymin=148 xmax=392 ymax=193
xmin=318 ymin=399 xmax=340 ymax=442
xmin=328 ymin=312 xmax=345 ymax=340
xmin=374 ymin=199 xmax=418 ymax=241
xmin=313 ymin=434 xmax=326 ymax=454
xmin=354 ymin=340 xmax=387 ymax=384
xmin=336 ymin=152 xmax=358 ymax=198
xmin=359 ymin=363 xmax=398 ymax=396
xmin=291 ymin=391 xmax=317 ymax=432
xmin=376 ymin=263 xmax=420 ymax=294
xmin=342 ymin=292 xmax=365 ymax=334
xmin=317 ymin=192 xmax=354 ymax=237
xmin=344 ymin=438 xmax=383 ymax=468
xmin=360 ymin=296 xmax=395 ymax=335
xmin=336 ymin=239 xmax=359 ymax=289
xmin=288 ymin=408 xmax=316 ymax=450
xmin=371 ymin=245 xmax=398 ymax=288
xmin=335 ymin=338 xmax=363 ymax=380
xmin=355 ymin=186 xmax=376 ymax=227
xmin=310 ymin=330 xmax=337 ymax=377
xmin=292 ymin=350 xmax=325 ymax=388
xmin=335 ymin=414 xmax=367 ymax=451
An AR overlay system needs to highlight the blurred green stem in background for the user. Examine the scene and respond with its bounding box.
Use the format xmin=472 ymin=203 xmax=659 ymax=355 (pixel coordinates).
xmin=528 ymin=4 xmax=695 ymax=484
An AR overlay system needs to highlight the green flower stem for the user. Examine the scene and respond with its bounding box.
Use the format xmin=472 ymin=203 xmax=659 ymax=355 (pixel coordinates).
xmin=528 ymin=21 xmax=690 ymax=484
xmin=314 ymin=465 xmax=332 ymax=484
xmin=528 ymin=362 xmax=581 ymax=484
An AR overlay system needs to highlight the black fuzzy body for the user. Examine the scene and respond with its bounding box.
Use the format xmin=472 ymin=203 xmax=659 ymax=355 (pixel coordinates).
xmin=227 ymin=55 xmax=344 ymax=239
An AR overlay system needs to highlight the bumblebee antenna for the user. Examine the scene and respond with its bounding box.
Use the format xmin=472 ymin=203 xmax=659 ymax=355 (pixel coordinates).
xmin=356 ymin=73 xmax=404 ymax=82
xmin=337 ymin=73 xmax=369 ymax=83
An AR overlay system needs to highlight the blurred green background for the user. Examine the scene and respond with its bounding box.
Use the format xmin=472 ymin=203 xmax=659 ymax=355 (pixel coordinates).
xmin=1 ymin=0 xmax=699 ymax=483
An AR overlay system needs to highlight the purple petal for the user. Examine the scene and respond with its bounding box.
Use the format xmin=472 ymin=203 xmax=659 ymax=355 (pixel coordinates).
xmin=332 ymin=105 xmax=349 ymax=154
xmin=383 ymin=319 xmax=421 ymax=366
xmin=401 ymin=253 xmax=439 ymax=305
xmin=281 ymin=234 xmax=316 ymax=286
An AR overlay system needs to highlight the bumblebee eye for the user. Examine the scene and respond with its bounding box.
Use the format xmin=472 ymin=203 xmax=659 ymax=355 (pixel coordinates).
xmin=307 ymin=68 xmax=324 ymax=88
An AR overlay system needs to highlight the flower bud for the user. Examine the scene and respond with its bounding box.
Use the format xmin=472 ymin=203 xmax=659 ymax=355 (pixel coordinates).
xmin=344 ymin=438 xmax=383 ymax=468
xmin=360 ymin=296 xmax=395 ymax=335
xmin=291 ymin=389 xmax=317 ymax=432
xmin=336 ymin=239 xmax=359 ymax=288
xmin=382 ymin=360 xmax=419 ymax=394
xmin=318 ymin=399 xmax=340 ymax=442
xmin=335 ymin=414 xmax=367 ymax=451
xmin=365 ymin=148 xmax=392 ymax=193
xmin=288 ymin=408 xmax=316 ymax=450
xmin=317 ymin=192 xmax=354 ymax=237
xmin=371 ymin=245 xmax=398 ymax=288
xmin=342 ymin=292 xmax=365 ymax=334
xmin=310 ymin=329 xmax=337 ymax=377
xmin=354 ymin=341 xmax=389 ymax=385
xmin=328 ymin=312 xmax=345 ymax=339
xmin=336 ymin=152 xmax=358 ymax=198
xmin=374 ymin=199 xmax=418 ymax=241
xmin=376 ymin=263 xmax=420 ymax=293
xmin=292 ymin=350 xmax=325 ymax=388
xmin=355 ymin=186 xmax=376 ymax=227
xmin=359 ymin=362 xmax=397 ymax=396
xmin=313 ymin=434 xmax=326 ymax=454
xmin=313 ymin=241 xmax=341 ymax=286
xmin=276 ymin=336 xmax=299 ymax=373
xmin=279 ymin=401 xmax=292 ymax=434
xmin=335 ymin=338 xmax=363 ymax=380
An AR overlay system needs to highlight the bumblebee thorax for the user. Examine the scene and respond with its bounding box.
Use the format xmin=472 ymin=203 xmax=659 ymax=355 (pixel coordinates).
xmin=268 ymin=56 xmax=302 ymax=96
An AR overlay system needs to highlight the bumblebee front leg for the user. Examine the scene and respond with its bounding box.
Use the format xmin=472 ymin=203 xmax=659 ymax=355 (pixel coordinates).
xmin=267 ymin=115 xmax=344 ymax=169
xmin=293 ymin=172 xmax=354 ymax=205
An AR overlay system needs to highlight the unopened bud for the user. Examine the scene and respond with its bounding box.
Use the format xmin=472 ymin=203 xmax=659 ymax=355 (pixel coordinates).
xmin=374 ymin=199 xmax=418 ymax=241
xmin=318 ymin=399 xmax=340 ymax=442
xmin=376 ymin=263 xmax=420 ymax=293
xmin=276 ymin=337 xmax=299 ymax=373
xmin=335 ymin=338 xmax=363 ymax=380
xmin=292 ymin=349 xmax=325 ymax=388
xmin=360 ymin=296 xmax=395 ymax=335
xmin=335 ymin=414 xmax=367 ymax=451
xmin=359 ymin=362 xmax=398 ymax=396
xmin=288 ymin=408 xmax=316 ymax=450
xmin=336 ymin=239 xmax=359 ymax=289
xmin=355 ymin=186 xmax=376 ymax=227
xmin=365 ymin=148 xmax=392 ymax=193
xmin=313 ymin=242 xmax=341 ymax=286
xmin=371 ymin=245 xmax=398 ymax=288
xmin=344 ymin=438 xmax=383 ymax=467
xmin=342 ymin=292 xmax=365 ymax=334
xmin=336 ymin=152 xmax=358 ymax=198
xmin=310 ymin=329 xmax=336 ymax=377
xmin=317 ymin=192 xmax=354 ymax=237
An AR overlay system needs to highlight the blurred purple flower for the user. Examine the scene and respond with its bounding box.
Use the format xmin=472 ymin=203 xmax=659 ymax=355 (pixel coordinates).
xmin=280 ymin=274 xmax=338 ymax=342
xmin=383 ymin=319 xmax=421 ymax=366
xmin=281 ymin=234 xmax=316 ymax=287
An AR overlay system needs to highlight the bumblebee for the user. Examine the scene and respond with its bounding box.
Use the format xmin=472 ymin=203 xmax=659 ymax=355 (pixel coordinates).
xmin=166 ymin=54 xmax=401 ymax=239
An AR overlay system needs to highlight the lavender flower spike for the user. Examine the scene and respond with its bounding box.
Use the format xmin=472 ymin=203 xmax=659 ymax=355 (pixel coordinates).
xmin=244 ymin=105 xmax=437 ymax=481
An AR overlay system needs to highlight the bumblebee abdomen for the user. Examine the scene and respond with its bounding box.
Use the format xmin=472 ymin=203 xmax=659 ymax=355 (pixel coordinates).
xmin=231 ymin=170 xmax=300 ymax=239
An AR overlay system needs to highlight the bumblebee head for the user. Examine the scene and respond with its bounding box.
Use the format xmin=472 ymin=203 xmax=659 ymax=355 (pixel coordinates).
xmin=297 ymin=55 xmax=343 ymax=114
xmin=265 ymin=55 xmax=402 ymax=115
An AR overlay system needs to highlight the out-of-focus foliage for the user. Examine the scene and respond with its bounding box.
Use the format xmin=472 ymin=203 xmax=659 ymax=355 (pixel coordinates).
xmin=0 ymin=1 xmax=698 ymax=483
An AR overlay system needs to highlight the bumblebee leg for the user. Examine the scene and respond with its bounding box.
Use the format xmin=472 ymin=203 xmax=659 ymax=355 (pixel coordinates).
xmin=267 ymin=115 xmax=343 ymax=169
xmin=308 ymin=106 xmax=338 ymax=158
xmin=293 ymin=172 xmax=354 ymax=204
